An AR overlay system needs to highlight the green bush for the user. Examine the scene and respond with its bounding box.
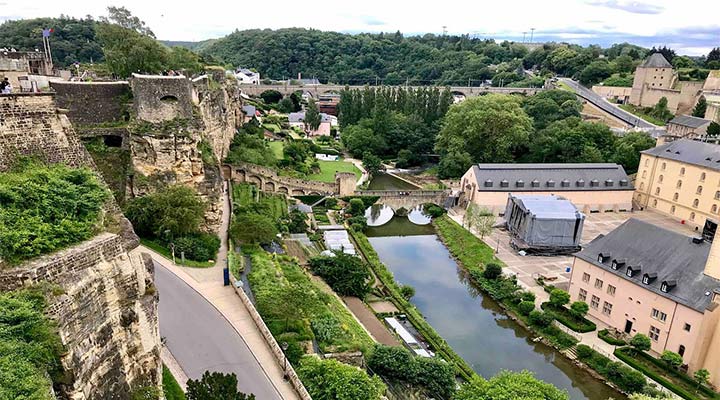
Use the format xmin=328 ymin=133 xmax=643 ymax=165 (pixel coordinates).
xmin=529 ymin=310 xmax=553 ymax=328
xmin=576 ymin=345 xmax=647 ymax=394
xmin=422 ymin=203 xmax=445 ymax=218
xmin=549 ymin=289 xmax=570 ymax=308
xmin=518 ymin=301 xmax=536 ymax=316
xmin=661 ymin=351 xmax=683 ymax=371
xmin=521 ymin=291 xmax=536 ymax=302
xmin=400 ymin=284 xmax=416 ymax=300
xmin=483 ymin=263 xmax=503 ymax=280
xmin=541 ymin=303 xmax=597 ymax=333
xmin=597 ymin=329 xmax=627 ymax=346
xmin=173 ymin=233 xmax=220 ymax=262
xmin=576 ymin=344 xmax=594 ymax=359
xmin=124 ymin=185 xmax=206 ymax=239
xmin=0 ymin=161 xmax=108 ymax=264
xmin=309 ymin=253 xmax=372 ymax=298
xmin=367 ymin=345 xmax=455 ymax=399
xmin=324 ymin=198 xmax=338 ymax=208
xmin=297 ymin=357 xmax=386 ymax=400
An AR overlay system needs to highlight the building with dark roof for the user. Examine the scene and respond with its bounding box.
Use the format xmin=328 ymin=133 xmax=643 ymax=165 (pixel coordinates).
xmin=635 ymin=139 xmax=720 ymax=230
xmin=569 ymin=218 xmax=720 ymax=385
xmin=460 ymin=163 xmax=634 ymax=215
xmin=662 ymin=115 xmax=712 ymax=143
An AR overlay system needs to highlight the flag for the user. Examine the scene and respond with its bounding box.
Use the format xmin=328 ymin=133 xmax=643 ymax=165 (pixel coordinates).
xmin=42 ymin=28 xmax=52 ymax=38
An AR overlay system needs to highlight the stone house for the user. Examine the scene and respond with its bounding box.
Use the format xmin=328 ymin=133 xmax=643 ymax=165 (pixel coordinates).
xmin=569 ymin=218 xmax=720 ymax=387
xmin=288 ymin=111 xmax=337 ymax=136
xmin=635 ymin=139 xmax=720 ymax=230
xmin=459 ymin=163 xmax=634 ymax=215
xmin=659 ymin=115 xmax=712 ymax=143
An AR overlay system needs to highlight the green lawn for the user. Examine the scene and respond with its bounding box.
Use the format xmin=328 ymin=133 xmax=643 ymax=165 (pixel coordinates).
xmin=268 ymin=140 xmax=284 ymax=160
xmin=433 ymin=215 xmax=502 ymax=269
xmin=619 ymin=104 xmax=667 ymax=126
xmin=246 ymin=246 xmax=374 ymax=354
xmin=140 ymin=238 xmax=215 ymax=268
xmin=263 ymin=123 xmax=281 ymax=133
xmin=307 ymin=159 xmax=361 ymax=182
xmin=162 ymin=365 xmax=186 ymax=400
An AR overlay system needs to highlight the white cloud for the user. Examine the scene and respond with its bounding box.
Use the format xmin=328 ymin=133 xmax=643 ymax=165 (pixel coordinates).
xmin=2 ymin=0 xmax=718 ymax=55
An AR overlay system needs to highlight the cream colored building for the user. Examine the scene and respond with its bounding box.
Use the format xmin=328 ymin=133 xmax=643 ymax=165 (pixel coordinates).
xmin=635 ymin=139 xmax=720 ymax=230
xmin=460 ymin=163 xmax=634 ymax=215
xmin=569 ymin=218 xmax=720 ymax=387
xmin=658 ymin=115 xmax=712 ymax=144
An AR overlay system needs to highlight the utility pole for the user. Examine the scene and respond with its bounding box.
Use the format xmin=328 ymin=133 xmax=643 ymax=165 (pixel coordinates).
xmin=522 ymin=32 xmax=527 ymax=43
xmin=530 ymin=28 xmax=536 ymax=43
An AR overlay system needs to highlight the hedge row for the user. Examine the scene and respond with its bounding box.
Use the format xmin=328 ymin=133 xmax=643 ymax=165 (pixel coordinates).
xmin=576 ymin=344 xmax=646 ymax=394
xmin=348 ymin=229 xmax=476 ymax=381
xmin=597 ymin=329 xmax=626 ymax=346
xmin=614 ymin=347 xmax=717 ymax=400
xmin=541 ymin=303 xmax=597 ymax=333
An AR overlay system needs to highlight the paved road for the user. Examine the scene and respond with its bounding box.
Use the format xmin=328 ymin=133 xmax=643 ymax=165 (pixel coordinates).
xmin=156 ymin=263 xmax=282 ymax=399
xmin=559 ymin=78 xmax=660 ymax=130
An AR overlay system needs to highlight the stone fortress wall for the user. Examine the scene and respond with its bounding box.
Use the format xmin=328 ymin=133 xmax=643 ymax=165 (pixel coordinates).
xmin=227 ymin=161 xmax=357 ymax=196
xmin=0 ymin=92 xmax=161 ymax=399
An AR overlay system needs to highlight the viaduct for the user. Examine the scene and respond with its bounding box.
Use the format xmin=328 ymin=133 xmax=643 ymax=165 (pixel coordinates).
xmin=239 ymin=84 xmax=544 ymax=98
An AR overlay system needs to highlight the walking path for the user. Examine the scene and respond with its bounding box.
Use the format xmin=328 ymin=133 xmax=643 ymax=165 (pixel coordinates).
xmin=343 ymin=297 xmax=401 ymax=347
xmin=346 ymin=157 xmax=369 ymax=187
xmin=144 ymin=182 xmax=299 ymax=400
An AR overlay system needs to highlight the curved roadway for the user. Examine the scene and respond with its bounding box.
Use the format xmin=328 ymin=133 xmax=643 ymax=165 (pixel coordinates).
xmin=156 ymin=262 xmax=282 ymax=399
xmin=559 ymin=78 xmax=659 ymax=130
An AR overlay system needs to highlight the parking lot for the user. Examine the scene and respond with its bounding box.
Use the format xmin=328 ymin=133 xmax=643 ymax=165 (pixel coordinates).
xmin=472 ymin=209 xmax=697 ymax=293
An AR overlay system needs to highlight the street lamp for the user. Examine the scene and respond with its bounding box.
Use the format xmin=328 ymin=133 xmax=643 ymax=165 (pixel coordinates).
xmin=280 ymin=341 xmax=289 ymax=380
xmin=164 ymin=229 xmax=176 ymax=264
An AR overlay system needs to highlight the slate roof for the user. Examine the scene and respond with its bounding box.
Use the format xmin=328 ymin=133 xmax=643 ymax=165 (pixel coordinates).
xmin=470 ymin=163 xmax=633 ymax=192
xmin=640 ymin=53 xmax=673 ymax=69
xmin=242 ymin=105 xmax=256 ymax=116
xmin=288 ymin=111 xmax=333 ymax=123
xmin=668 ymin=115 xmax=711 ymax=129
xmin=577 ymin=218 xmax=720 ymax=312
xmin=642 ymin=139 xmax=720 ymax=171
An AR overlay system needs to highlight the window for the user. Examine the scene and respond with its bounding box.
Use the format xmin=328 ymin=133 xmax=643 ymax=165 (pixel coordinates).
xmin=595 ymin=278 xmax=604 ymax=289
xmin=602 ymin=301 xmax=613 ymax=316
xmin=684 ymin=323 xmax=692 ymax=332
xmin=662 ymin=162 xmax=666 ymax=171
xmin=693 ymin=199 xmax=699 ymax=208
xmin=579 ymin=288 xmax=587 ymax=302
xmin=655 ymin=187 xmax=661 ymax=196
xmin=681 ymin=167 xmax=686 ymax=176
xmin=640 ymin=182 xmax=645 ymax=190
xmin=715 ymin=191 xmax=720 ymax=200
xmin=645 ymin=159 xmax=649 ymax=167
xmin=651 ymin=308 xmax=667 ymax=322
xmin=677 ymin=180 xmax=683 ymax=189
xmin=674 ymin=193 xmax=679 ymax=201
xmin=697 ymin=186 xmax=703 ymax=195
xmin=690 ymin=212 xmax=696 ymax=221
xmin=659 ymin=175 xmax=665 ymax=184
xmin=591 ymin=295 xmax=600 ymax=309
xmin=712 ymin=205 xmax=717 ymax=214
xmin=607 ymin=285 xmax=616 ymax=296
xmin=671 ymin=205 xmax=676 ymax=214
xmin=582 ymin=272 xmax=590 ymax=283
xmin=678 ymin=345 xmax=686 ymax=357
xmin=649 ymin=326 xmax=660 ymax=341
xmin=701 ymin=172 xmax=706 ymax=182
xmin=652 ymin=199 xmax=658 ymax=208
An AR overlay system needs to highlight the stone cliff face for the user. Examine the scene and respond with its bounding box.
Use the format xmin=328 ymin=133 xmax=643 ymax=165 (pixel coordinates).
xmin=0 ymin=93 xmax=161 ymax=399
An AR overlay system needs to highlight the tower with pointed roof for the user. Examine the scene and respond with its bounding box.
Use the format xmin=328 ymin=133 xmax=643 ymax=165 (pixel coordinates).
xmin=630 ymin=52 xmax=678 ymax=107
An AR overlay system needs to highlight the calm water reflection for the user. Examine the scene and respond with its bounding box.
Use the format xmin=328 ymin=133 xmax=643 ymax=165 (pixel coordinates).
xmin=367 ymin=222 xmax=624 ymax=400
xmin=366 ymin=205 xmax=431 ymax=227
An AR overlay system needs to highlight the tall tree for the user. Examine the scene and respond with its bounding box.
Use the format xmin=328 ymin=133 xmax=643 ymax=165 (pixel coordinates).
xmin=186 ymin=371 xmax=255 ymax=400
xmin=101 ymin=6 xmax=155 ymax=38
xmin=96 ymin=24 xmax=168 ymax=77
xmin=304 ymin=100 xmax=322 ymax=131
xmin=693 ymin=97 xmax=708 ymax=118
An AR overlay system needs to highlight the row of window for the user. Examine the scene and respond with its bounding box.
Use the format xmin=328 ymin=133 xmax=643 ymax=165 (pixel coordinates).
xmin=579 ymin=289 xmax=614 ymax=316
xmin=582 ymin=273 xmax=617 ymax=296
xmin=641 ymin=161 xmax=712 ymax=183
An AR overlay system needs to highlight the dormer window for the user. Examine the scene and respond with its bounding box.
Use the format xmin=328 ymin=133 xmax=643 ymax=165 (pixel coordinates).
xmin=611 ymin=259 xmax=626 ymax=270
xmin=605 ymin=179 xmax=614 ymax=187
xmin=484 ymin=179 xmax=493 ymax=187
xmin=642 ymin=273 xmax=657 ymax=285
xmin=500 ymin=179 xmax=509 ymax=188
xmin=516 ymin=180 xmax=524 ymax=188
xmin=590 ymin=179 xmax=600 ymax=187
xmin=531 ymin=180 xmax=540 ymax=188
xmin=598 ymin=253 xmax=611 ymax=263
xmin=661 ymin=280 xmax=677 ymax=293
xmin=547 ymin=180 xmax=556 ymax=188
xmin=561 ymin=179 xmax=570 ymax=187
xmin=577 ymin=179 xmax=585 ymax=187
xmin=619 ymin=179 xmax=628 ymax=187
xmin=626 ymin=265 xmax=640 ymax=277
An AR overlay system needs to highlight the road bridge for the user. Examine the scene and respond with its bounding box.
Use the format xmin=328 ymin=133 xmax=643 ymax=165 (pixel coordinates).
xmin=239 ymin=84 xmax=544 ymax=98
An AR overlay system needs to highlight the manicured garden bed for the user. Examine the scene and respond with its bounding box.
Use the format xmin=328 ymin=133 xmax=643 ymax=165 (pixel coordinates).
xmin=598 ymin=329 xmax=626 ymax=346
xmin=575 ymin=345 xmax=646 ymax=394
xmin=614 ymin=347 xmax=719 ymax=400
xmin=541 ymin=303 xmax=597 ymax=333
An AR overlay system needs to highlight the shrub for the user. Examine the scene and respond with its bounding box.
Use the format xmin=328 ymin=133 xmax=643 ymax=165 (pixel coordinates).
xmin=400 ymin=284 xmax=416 ymax=300
xmin=311 ymin=314 xmax=342 ymax=343
xmin=576 ymin=344 xmax=594 ymax=359
xmin=367 ymin=345 xmax=454 ymax=399
xmin=518 ymin=301 xmax=536 ymax=316
xmin=521 ymin=291 xmax=536 ymax=302
xmin=348 ymin=198 xmax=366 ymax=216
xmin=125 ymin=185 xmax=206 ymax=239
xmin=324 ymin=198 xmax=338 ymax=208
xmin=542 ymin=303 xmax=596 ymax=333
xmin=570 ymin=301 xmax=589 ymax=319
xmin=423 ymin=203 xmax=445 ymax=218
xmin=549 ymin=289 xmax=570 ymax=308
xmin=297 ymin=357 xmax=386 ymax=400
xmin=172 ymin=233 xmax=220 ymax=262
xmin=230 ymin=213 xmax=279 ymax=244
xmin=367 ymin=345 xmax=416 ymax=382
xmin=529 ymin=310 xmax=553 ymax=328
xmin=631 ymin=334 xmax=652 ymax=353
xmin=309 ymin=253 xmax=372 ymax=298
xmin=346 ymin=216 xmax=368 ymax=231
xmin=660 ymin=351 xmax=683 ymax=371
xmin=483 ymin=263 xmax=503 ymax=280
xmin=598 ymin=329 xmax=627 ymax=346
xmin=0 ymin=162 xmax=109 ymax=264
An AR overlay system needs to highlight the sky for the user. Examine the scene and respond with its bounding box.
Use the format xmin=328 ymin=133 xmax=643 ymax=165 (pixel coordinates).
xmin=2 ymin=0 xmax=718 ymax=56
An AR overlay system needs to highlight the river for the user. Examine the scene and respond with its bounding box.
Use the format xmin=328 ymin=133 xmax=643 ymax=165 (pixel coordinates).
xmin=365 ymin=217 xmax=622 ymax=400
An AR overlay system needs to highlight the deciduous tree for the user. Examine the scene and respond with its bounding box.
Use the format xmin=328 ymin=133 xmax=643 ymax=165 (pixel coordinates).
xmin=454 ymin=371 xmax=569 ymax=400
xmin=186 ymin=371 xmax=255 ymax=400
xmin=630 ymin=334 xmax=651 ymax=353
xmin=297 ymin=357 xmax=385 ymax=400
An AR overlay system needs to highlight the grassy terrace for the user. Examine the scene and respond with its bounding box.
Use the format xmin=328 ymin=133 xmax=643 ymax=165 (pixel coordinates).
xmin=268 ymin=140 xmax=284 ymax=159
xmin=619 ymin=103 xmax=667 ymax=126
xmin=306 ymin=159 xmax=361 ymax=183
xmin=245 ymin=245 xmax=374 ymax=355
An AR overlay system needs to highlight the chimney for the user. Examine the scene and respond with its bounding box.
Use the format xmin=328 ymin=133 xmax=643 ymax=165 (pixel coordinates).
xmin=705 ymin=228 xmax=720 ymax=280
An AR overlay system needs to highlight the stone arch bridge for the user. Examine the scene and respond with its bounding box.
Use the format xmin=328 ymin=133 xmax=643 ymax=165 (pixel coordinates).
xmin=356 ymin=190 xmax=453 ymax=210
xmin=223 ymin=162 xmax=356 ymax=196
xmin=240 ymin=84 xmax=544 ymax=98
